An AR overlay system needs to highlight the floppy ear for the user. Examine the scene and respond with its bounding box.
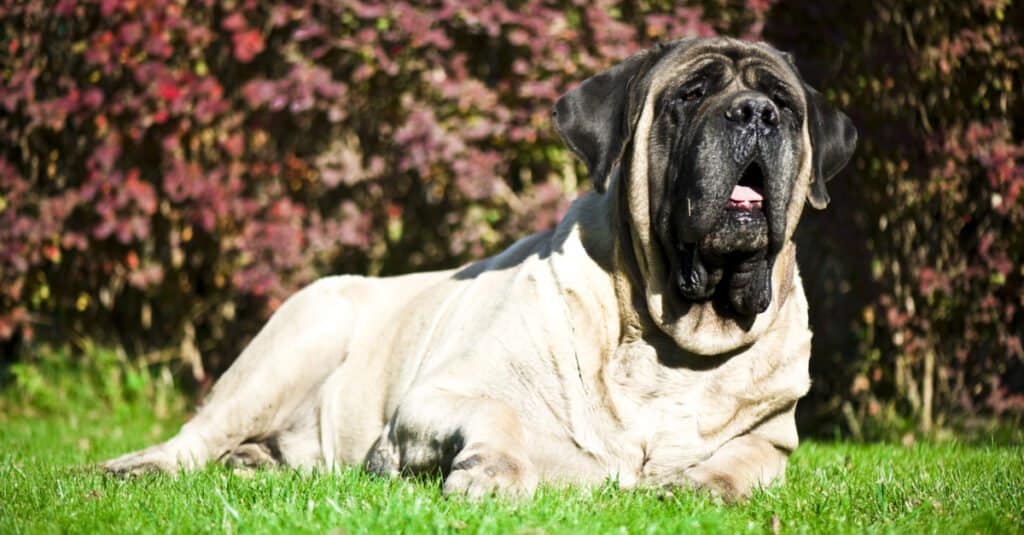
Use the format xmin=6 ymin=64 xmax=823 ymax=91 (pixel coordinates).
xmin=803 ymin=85 xmax=858 ymax=209
xmin=552 ymin=46 xmax=669 ymax=193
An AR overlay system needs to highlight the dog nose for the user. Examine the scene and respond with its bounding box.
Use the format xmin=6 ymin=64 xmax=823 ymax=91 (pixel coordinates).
xmin=724 ymin=95 xmax=779 ymax=128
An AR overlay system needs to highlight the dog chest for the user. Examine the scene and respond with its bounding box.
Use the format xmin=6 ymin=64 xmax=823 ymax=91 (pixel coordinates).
xmin=603 ymin=325 xmax=811 ymax=475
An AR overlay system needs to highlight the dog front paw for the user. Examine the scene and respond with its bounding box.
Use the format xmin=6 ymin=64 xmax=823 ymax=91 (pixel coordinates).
xmin=443 ymin=449 xmax=537 ymax=499
xmin=683 ymin=464 xmax=752 ymax=502
xmin=100 ymin=444 xmax=182 ymax=476
xmin=99 ymin=434 xmax=209 ymax=476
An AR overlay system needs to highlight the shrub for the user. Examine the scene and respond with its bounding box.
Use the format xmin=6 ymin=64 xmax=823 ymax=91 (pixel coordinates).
xmin=3 ymin=0 xmax=1021 ymax=435
xmin=0 ymin=0 xmax=761 ymax=377
xmin=766 ymin=0 xmax=1024 ymax=436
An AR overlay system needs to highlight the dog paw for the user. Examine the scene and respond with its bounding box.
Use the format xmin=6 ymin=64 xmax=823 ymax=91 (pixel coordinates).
xmin=442 ymin=450 xmax=537 ymax=499
xmin=100 ymin=435 xmax=208 ymax=476
xmin=222 ymin=442 xmax=278 ymax=470
xmin=683 ymin=465 xmax=750 ymax=502
xmin=100 ymin=444 xmax=182 ymax=476
xmin=363 ymin=435 xmax=400 ymax=477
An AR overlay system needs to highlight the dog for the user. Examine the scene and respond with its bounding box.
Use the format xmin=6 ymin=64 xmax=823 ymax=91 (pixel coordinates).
xmin=101 ymin=37 xmax=857 ymax=500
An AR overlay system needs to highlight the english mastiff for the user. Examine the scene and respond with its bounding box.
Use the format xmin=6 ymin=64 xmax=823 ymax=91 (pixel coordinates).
xmin=102 ymin=37 xmax=857 ymax=500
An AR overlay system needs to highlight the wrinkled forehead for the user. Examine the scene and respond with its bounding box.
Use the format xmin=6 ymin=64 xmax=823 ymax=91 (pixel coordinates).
xmin=646 ymin=38 xmax=804 ymax=96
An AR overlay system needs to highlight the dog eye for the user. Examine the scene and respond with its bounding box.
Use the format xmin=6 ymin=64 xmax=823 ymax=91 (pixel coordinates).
xmin=677 ymin=83 xmax=705 ymax=102
xmin=772 ymin=93 xmax=794 ymax=111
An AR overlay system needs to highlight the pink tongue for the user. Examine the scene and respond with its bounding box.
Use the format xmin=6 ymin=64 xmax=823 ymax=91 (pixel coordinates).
xmin=730 ymin=185 xmax=764 ymax=202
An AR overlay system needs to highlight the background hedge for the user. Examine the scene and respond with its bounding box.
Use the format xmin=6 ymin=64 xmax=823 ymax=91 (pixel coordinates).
xmin=2 ymin=0 xmax=1021 ymax=438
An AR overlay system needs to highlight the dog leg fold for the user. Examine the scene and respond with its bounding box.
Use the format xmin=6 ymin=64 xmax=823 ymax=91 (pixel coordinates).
xmin=364 ymin=387 xmax=538 ymax=499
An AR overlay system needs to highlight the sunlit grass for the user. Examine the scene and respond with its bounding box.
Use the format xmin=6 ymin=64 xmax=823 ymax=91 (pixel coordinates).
xmin=2 ymin=348 xmax=1022 ymax=533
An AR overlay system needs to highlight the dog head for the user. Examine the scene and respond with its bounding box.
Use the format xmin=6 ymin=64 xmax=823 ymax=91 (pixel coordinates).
xmin=553 ymin=38 xmax=857 ymax=345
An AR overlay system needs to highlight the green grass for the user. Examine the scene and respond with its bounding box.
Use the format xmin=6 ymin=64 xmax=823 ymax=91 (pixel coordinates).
xmin=2 ymin=348 xmax=1023 ymax=533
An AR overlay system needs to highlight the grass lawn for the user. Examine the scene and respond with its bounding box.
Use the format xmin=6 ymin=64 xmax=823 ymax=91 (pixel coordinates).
xmin=2 ymin=351 xmax=1022 ymax=533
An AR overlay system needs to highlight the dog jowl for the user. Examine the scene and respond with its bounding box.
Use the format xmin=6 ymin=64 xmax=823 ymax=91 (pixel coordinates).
xmin=102 ymin=38 xmax=857 ymax=501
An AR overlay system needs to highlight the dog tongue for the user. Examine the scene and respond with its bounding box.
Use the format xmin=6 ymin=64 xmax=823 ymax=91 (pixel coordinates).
xmin=730 ymin=185 xmax=764 ymax=202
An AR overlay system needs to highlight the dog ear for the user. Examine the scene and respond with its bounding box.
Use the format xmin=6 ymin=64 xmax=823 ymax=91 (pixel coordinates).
xmin=803 ymin=84 xmax=858 ymax=209
xmin=552 ymin=45 xmax=669 ymax=193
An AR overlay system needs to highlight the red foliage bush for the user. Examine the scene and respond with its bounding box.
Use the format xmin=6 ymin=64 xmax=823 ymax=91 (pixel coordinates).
xmin=767 ymin=0 xmax=1024 ymax=433
xmin=0 ymin=0 xmax=766 ymax=374
xmin=4 ymin=0 xmax=1021 ymax=433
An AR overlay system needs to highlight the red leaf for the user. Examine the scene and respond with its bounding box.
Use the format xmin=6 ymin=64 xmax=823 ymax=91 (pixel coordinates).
xmin=55 ymin=0 xmax=76 ymax=16
xmin=221 ymin=133 xmax=244 ymax=158
xmin=222 ymin=12 xmax=247 ymax=32
xmin=100 ymin=0 xmax=120 ymax=16
xmin=232 ymin=29 xmax=265 ymax=63
xmin=158 ymin=82 xmax=182 ymax=103
xmin=119 ymin=22 xmax=143 ymax=45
